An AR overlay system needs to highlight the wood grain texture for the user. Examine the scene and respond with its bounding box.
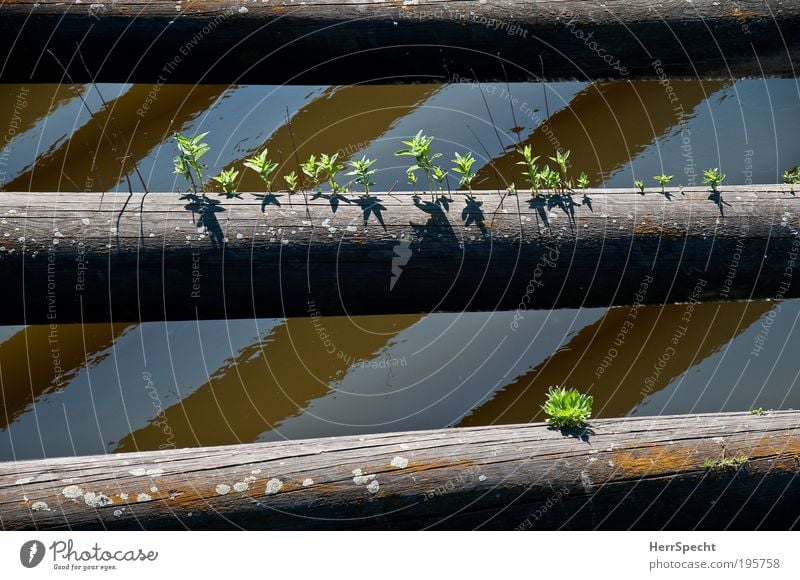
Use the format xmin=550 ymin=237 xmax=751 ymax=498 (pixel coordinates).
xmin=1 ymin=186 xmax=799 ymax=324
xmin=1 ymin=411 xmax=798 ymax=530
xmin=0 ymin=1 xmax=797 ymax=83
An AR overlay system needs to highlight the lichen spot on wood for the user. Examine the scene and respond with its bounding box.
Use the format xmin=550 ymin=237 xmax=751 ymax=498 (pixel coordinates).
xmin=390 ymin=456 xmax=409 ymax=469
xmin=233 ymin=482 xmax=249 ymax=493
xmin=129 ymin=468 xmax=146 ymax=476
xmin=366 ymin=480 xmax=380 ymax=494
xmin=84 ymin=492 xmax=113 ymax=508
xmin=302 ymin=478 xmax=314 ymax=487
xmin=216 ymin=484 xmax=231 ymax=495
xmin=137 ymin=493 xmax=152 ymax=502
xmin=15 ymin=477 xmax=33 ymax=485
xmin=265 ymin=478 xmax=283 ymax=495
xmin=62 ymin=485 xmax=84 ymax=500
xmin=31 ymin=501 xmax=50 ymax=512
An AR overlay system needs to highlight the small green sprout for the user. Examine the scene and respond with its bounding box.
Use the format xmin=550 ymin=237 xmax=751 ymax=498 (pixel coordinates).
xmin=517 ymin=145 xmax=541 ymax=193
xmin=750 ymin=407 xmax=767 ymax=416
xmin=211 ymin=167 xmax=239 ymax=198
xmin=634 ymin=179 xmax=645 ymax=194
xmin=317 ymin=153 xmax=346 ymax=194
xmin=702 ymin=168 xmax=726 ymax=192
xmin=301 ymin=154 xmax=323 ymax=191
xmin=395 ymin=130 xmax=442 ymax=193
xmin=173 ymin=132 xmax=210 ymax=193
xmin=407 ymin=169 xmax=418 ymax=195
xmin=653 ymin=174 xmax=673 ymax=194
xmin=783 ymin=167 xmax=800 ymax=193
xmin=549 ymin=149 xmax=571 ymax=190
xmin=432 ymin=166 xmax=448 ymax=192
xmin=345 ymin=156 xmax=377 ymax=196
xmin=541 ymin=386 xmax=593 ymax=429
xmin=243 ymin=149 xmax=279 ymax=192
xmin=702 ymin=453 xmax=748 ymax=470
xmin=577 ymin=172 xmax=590 ymax=191
xmin=539 ymin=165 xmax=561 ymax=192
xmin=451 ymin=151 xmax=477 ymax=193
xmin=506 ymin=182 xmax=517 ymax=195
xmin=284 ymin=171 xmax=299 ymax=193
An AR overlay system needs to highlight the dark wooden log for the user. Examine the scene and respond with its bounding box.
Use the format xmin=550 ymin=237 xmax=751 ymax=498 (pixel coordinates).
xmin=1 ymin=186 xmax=799 ymax=324
xmin=0 ymin=1 xmax=798 ymax=84
xmin=1 ymin=411 xmax=798 ymax=530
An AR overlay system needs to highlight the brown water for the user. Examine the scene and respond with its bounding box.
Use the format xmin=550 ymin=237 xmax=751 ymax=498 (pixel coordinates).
xmin=1 ymin=80 xmax=799 ymax=460
xmin=2 ymin=80 xmax=799 ymax=193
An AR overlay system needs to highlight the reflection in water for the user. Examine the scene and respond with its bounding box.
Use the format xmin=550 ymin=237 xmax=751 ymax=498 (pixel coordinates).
xmin=2 ymin=80 xmax=799 ymax=194
xmin=2 ymin=300 xmax=800 ymax=460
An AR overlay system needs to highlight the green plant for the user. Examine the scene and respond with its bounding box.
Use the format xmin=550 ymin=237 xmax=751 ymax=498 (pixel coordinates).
xmin=346 ymin=156 xmax=377 ymax=196
xmin=451 ymin=151 xmax=477 ymax=194
xmin=539 ymin=165 xmax=561 ymax=192
xmin=541 ymin=386 xmax=593 ymax=429
xmin=634 ymin=179 xmax=645 ymax=194
xmin=506 ymin=182 xmax=517 ymax=195
xmin=702 ymin=452 xmax=748 ymax=470
xmin=282 ymin=171 xmax=298 ymax=194
xmin=517 ymin=145 xmax=541 ymax=193
xmin=395 ymin=130 xmax=442 ymax=193
xmin=549 ymin=149 xmax=571 ymax=190
xmin=243 ymin=149 xmax=279 ymax=192
xmin=173 ymin=132 xmax=210 ymax=193
xmin=577 ymin=172 xmax=590 ymax=191
xmin=784 ymin=167 xmax=800 ymax=193
xmin=301 ymin=154 xmax=323 ymax=191
xmin=750 ymin=407 xmax=767 ymax=416
xmin=432 ymin=166 xmax=448 ymax=192
xmin=653 ymin=173 xmax=673 ymax=194
xmin=407 ymin=169 xmax=418 ymax=195
xmin=211 ymin=167 xmax=239 ymax=198
xmin=702 ymin=168 xmax=726 ymax=192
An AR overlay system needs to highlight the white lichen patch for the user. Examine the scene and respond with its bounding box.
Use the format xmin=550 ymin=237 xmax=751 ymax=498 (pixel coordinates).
xmin=119 ymin=493 xmax=129 ymax=500
xmin=251 ymin=469 xmax=262 ymax=475
xmin=390 ymin=456 xmax=409 ymax=469
xmin=136 ymin=493 xmax=152 ymax=502
xmin=265 ymin=478 xmax=283 ymax=495
xmin=113 ymin=509 xmax=123 ymax=518
xmin=353 ymin=473 xmax=376 ymax=486
xmin=352 ymin=468 xmax=363 ymax=477
xmin=128 ymin=468 xmax=146 ymax=476
xmin=31 ymin=501 xmax=50 ymax=512
xmin=302 ymin=478 xmax=314 ymax=487
xmin=366 ymin=480 xmax=380 ymax=494
xmin=84 ymin=492 xmax=113 ymax=508
xmin=15 ymin=477 xmax=33 ymax=485
xmin=233 ymin=482 xmax=249 ymax=493
xmin=150 ymin=486 xmax=159 ymax=493
xmin=215 ymin=484 xmax=231 ymax=495
xmin=478 ymin=475 xmax=487 ymax=482
xmin=62 ymin=485 xmax=84 ymax=500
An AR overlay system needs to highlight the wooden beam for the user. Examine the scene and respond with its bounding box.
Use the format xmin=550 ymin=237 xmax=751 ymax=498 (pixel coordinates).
xmin=1 ymin=186 xmax=799 ymax=324
xmin=0 ymin=1 xmax=798 ymax=83
xmin=1 ymin=411 xmax=798 ymax=530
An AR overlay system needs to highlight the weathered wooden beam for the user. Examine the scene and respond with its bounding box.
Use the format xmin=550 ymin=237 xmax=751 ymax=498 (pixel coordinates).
xmin=1 ymin=186 xmax=799 ymax=324
xmin=0 ymin=1 xmax=798 ymax=84
xmin=1 ymin=411 xmax=798 ymax=530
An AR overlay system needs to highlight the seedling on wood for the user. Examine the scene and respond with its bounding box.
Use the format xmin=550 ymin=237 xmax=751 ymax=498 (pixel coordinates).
xmin=750 ymin=407 xmax=767 ymax=416
xmin=173 ymin=132 xmax=210 ymax=194
xmin=549 ymin=149 xmax=571 ymax=191
xmin=539 ymin=165 xmax=561 ymax=193
xmin=653 ymin=174 xmax=673 ymax=194
xmin=542 ymin=386 xmax=593 ymax=429
xmin=517 ymin=145 xmax=541 ymax=193
xmin=243 ymin=149 xmax=279 ymax=192
xmin=784 ymin=167 xmax=800 ymax=193
xmin=452 ymin=151 xmax=477 ymax=195
xmin=211 ymin=167 xmax=240 ymax=198
xmin=318 ymin=153 xmax=346 ymax=194
xmin=577 ymin=172 xmax=590 ymax=191
xmin=634 ymin=180 xmax=645 ymax=194
xmin=702 ymin=168 xmax=726 ymax=192
xmin=301 ymin=154 xmax=323 ymax=192
xmin=432 ymin=166 xmax=448 ymax=193
xmin=346 ymin=156 xmax=377 ymax=197
xmin=395 ymin=130 xmax=442 ymax=194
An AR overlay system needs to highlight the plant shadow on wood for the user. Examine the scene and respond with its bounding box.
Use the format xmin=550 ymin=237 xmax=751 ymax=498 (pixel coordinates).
xmin=553 ymin=424 xmax=595 ymax=443
xmin=462 ymin=195 xmax=489 ymax=237
xmin=355 ymin=195 xmax=387 ymax=230
xmin=253 ymin=193 xmax=283 ymax=211
xmin=311 ymin=191 xmax=351 ymax=213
